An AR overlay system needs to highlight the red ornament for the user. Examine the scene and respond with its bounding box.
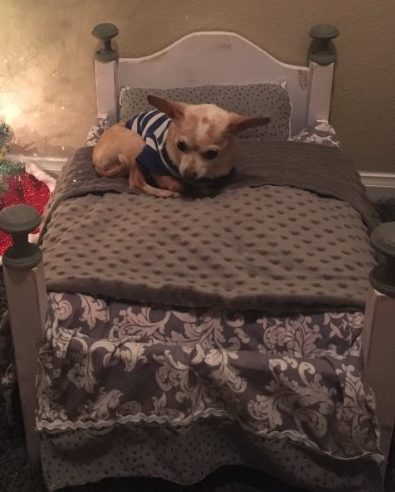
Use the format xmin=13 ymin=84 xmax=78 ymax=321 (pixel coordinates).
xmin=0 ymin=170 xmax=51 ymax=256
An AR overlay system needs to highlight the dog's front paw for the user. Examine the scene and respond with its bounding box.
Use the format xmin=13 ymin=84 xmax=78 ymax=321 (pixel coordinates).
xmin=155 ymin=189 xmax=180 ymax=198
xmin=154 ymin=175 xmax=185 ymax=194
xmin=139 ymin=184 xmax=180 ymax=198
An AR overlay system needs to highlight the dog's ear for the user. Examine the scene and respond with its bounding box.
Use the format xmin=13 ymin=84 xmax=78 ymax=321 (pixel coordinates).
xmin=227 ymin=114 xmax=270 ymax=134
xmin=147 ymin=95 xmax=186 ymax=120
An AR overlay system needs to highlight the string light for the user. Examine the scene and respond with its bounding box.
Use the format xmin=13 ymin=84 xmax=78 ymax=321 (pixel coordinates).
xmin=0 ymin=94 xmax=22 ymax=125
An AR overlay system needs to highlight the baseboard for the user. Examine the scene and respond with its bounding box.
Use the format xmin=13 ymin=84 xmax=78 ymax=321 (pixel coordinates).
xmin=8 ymin=154 xmax=67 ymax=177
xmin=360 ymin=172 xmax=395 ymax=201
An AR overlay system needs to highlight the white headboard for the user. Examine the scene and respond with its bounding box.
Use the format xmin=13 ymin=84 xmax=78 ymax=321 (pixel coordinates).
xmin=92 ymin=24 xmax=339 ymax=136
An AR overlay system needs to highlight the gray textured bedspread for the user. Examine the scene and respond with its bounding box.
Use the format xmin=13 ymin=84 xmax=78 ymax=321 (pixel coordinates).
xmin=40 ymin=140 xmax=379 ymax=312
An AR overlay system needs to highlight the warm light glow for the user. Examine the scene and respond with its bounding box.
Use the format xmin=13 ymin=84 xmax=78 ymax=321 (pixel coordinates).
xmin=0 ymin=94 xmax=22 ymax=125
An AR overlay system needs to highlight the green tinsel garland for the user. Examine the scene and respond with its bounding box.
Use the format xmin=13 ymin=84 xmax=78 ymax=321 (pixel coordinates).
xmin=0 ymin=159 xmax=24 ymax=176
xmin=0 ymin=122 xmax=24 ymax=195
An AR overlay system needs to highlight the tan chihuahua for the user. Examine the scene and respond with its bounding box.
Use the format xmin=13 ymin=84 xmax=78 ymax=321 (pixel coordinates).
xmin=92 ymin=95 xmax=270 ymax=197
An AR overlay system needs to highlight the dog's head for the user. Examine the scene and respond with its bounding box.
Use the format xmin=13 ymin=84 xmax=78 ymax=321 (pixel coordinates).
xmin=147 ymin=95 xmax=270 ymax=181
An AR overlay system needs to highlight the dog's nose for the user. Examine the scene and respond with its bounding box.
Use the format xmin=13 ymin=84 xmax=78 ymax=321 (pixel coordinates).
xmin=183 ymin=168 xmax=198 ymax=180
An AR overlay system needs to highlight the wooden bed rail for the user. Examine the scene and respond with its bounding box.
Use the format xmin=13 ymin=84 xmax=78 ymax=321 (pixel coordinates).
xmin=363 ymin=222 xmax=395 ymax=463
xmin=307 ymin=24 xmax=339 ymax=127
xmin=92 ymin=23 xmax=119 ymax=123
xmin=0 ymin=204 xmax=48 ymax=470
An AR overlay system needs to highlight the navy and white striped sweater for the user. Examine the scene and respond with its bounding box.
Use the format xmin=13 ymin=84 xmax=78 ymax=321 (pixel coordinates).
xmin=125 ymin=110 xmax=179 ymax=177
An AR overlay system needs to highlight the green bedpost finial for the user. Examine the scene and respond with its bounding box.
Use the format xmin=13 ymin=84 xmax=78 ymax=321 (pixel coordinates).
xmin=309 ymin=24 xmax=339 ymax=66
xmin=0 ymin=204 xmax=42 ymax=270
xmin=92 ymin=23 xmax=119 ymax=62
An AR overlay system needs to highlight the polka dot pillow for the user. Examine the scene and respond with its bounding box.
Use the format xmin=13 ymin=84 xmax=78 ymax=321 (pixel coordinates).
xmin=119 ymin=84 xmax=291 ymax=141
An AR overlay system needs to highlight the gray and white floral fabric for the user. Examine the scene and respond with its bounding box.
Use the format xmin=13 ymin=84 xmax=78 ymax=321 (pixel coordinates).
xmin=37 ymin=292 xmax=382 ymax=465
xmin=291 ymin=120 xmax=342 ymax=148
xmin=85 ymin=117 xmax=109 ymax=147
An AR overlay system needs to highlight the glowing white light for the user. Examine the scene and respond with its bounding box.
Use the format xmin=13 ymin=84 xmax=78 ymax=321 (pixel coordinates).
xmin=0 ymin=94 xmax=22 ymax=125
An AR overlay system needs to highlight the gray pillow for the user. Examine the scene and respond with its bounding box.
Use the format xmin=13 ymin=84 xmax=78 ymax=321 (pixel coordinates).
xmin=119 ymin=83 xmax=291 ymax=140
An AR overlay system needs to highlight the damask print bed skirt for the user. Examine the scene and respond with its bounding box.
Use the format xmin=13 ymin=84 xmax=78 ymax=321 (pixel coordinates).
xmin=37 ymin=293 xmax=382 ymax=464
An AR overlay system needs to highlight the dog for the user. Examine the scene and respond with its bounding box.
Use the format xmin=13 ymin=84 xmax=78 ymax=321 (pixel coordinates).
xmin=92 ymin=95 xmax=270 ymax=198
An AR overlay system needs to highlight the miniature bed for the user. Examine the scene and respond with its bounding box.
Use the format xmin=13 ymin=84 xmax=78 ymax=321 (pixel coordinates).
xmin=1 ymin=22 xmax=395 ymax=492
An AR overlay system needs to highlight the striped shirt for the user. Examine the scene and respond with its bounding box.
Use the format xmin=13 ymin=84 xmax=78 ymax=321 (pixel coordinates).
xmin=125 ymin=110 xmax=179 ymax=177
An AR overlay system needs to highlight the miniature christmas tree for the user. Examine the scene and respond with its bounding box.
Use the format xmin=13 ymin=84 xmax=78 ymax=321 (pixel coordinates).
xmin=0 ymin=121 xmax=51 ymax=256
xmin=0 ymin=121 xmax=24 ymax=195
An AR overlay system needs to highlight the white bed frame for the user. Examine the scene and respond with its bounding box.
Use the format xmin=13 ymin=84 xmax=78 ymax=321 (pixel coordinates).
xmin=0 ymin=24 xmax=394 ymax=487
xmin=94 ymin=27 xmax=334 ymax=132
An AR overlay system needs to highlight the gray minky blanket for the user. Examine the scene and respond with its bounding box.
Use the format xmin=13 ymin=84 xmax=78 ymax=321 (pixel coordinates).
xmin=40 ymin=140 xmax=379 ymax=312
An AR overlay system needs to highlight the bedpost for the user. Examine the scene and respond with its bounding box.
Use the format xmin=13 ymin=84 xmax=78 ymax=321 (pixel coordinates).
xmin=92 ymin=23 xmax=119 ymax=124
xmin=307 ymin=24 xmax=339 ymax=126
xmin=0 ymin=204 xmax=48 ymax=470
xmin=363 ymin=221 xmax=395 ymax=462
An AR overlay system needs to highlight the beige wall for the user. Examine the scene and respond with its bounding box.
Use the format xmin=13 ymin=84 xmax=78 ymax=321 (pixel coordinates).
xmin=1 ymin=0 xmax=394 ymax=172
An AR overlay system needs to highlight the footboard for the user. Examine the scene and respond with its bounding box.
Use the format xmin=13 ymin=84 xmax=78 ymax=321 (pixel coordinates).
xmin=0 ymin=204 xmax=48 ymax=469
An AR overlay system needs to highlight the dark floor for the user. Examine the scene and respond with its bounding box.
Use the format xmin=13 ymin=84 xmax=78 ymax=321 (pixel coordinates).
xmin=1 ymin=199 xmax=395 ymax=491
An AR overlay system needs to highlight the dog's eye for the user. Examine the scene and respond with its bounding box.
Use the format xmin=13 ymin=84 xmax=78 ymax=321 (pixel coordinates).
xmin=177 ymin=141 xmax=188 ymax=152
xmin=202 ymin=150 xmax=218 ymax=160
